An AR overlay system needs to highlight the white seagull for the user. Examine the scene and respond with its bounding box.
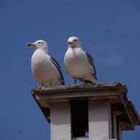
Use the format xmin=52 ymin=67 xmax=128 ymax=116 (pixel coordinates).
xmin=27 ymin=40 xmax=64 ymax=87
xmin=64 ymin=36 xmax=97 ymax=84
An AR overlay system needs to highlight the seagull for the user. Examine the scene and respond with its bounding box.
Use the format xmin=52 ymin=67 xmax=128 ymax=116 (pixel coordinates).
xmin=64 ymin=36 xmax=97 ymax=84
xmin=27 ymin=40 xmax=64 ymax=87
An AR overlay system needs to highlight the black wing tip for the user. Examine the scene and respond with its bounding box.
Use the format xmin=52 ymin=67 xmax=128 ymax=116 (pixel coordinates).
xmin=93 ymin=73 xmax=97 ymax=80
xmin=60 ymin=77 xmax=65 ymax=85
xmin=61 ymin=81 xmax=65 ymax=85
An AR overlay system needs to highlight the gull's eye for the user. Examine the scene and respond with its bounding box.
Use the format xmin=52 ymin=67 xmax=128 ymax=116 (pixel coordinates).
xmin=38 ymin=42 xmax=41 ymax=44
xmin=73 ymin=39 xmax=77 ymax=42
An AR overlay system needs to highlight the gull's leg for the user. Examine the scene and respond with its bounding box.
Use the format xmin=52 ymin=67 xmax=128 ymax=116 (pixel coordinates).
xmin=74 ymin=78 xmax=77 ymax=85
xmin=50 ymin=81 xmax=53 ymax=87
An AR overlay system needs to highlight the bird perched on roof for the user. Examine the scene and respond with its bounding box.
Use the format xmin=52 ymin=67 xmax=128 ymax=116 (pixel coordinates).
xmin=27 ymin=40 xmax=64 ymax=87
xmin=64 ymin=36 xmax=97 ymax=84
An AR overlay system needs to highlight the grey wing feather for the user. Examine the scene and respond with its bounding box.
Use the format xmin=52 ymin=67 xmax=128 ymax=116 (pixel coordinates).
xmin=50 ymin=57 xmax=65 ymax=84
xmin=86 ymin=52 xmax=97 ymax=80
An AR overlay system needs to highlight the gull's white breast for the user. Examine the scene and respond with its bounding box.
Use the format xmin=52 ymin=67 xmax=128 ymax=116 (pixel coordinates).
xmin=31 ymin=49 xmax=61 ymax=86
xmin=64 ymin=48 xmax=93 ymax=78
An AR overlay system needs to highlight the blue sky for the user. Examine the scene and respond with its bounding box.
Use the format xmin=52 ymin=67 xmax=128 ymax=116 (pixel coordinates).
xmin=0 ymin=0 xmax=140 ymax=139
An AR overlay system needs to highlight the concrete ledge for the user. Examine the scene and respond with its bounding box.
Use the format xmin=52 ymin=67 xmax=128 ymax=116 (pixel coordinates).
xmin=32 ymin=83 xmax=127 ymax=107
xmin=32 ymin=82 xmax=127 ymax=95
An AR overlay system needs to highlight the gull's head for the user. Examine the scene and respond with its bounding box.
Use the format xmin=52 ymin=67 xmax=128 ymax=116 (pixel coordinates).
xmin=67 ymin=36 xmax=81 ymax=48
xmin=27 ymin=40 xmax=48 ymax=51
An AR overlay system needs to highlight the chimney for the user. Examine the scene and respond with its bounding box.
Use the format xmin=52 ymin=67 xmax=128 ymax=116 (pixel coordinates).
xmin=32 ymin=83 xmax=140 ymax=140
